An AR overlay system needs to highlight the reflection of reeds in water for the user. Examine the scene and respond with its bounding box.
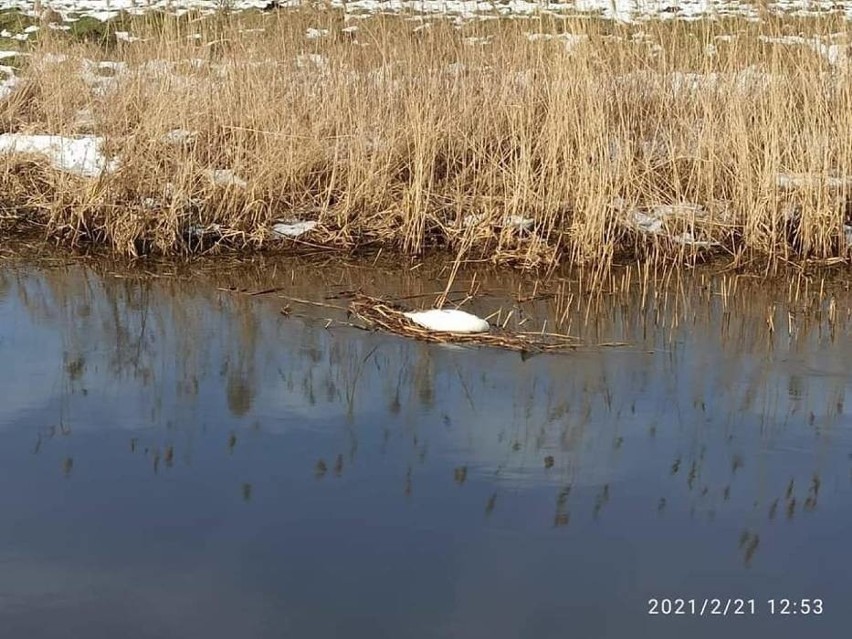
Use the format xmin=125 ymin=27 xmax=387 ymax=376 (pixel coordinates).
xmin=1 ymin=261 xmax=850 ymax=559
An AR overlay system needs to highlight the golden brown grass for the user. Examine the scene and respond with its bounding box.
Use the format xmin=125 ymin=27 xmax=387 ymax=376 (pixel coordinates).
xmin=1 ymin=7 xmax=852 ymax=271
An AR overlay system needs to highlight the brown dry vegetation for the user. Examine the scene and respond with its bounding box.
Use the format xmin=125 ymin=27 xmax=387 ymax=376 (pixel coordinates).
xmin=1 ymin=7 xmax=852 ymax=271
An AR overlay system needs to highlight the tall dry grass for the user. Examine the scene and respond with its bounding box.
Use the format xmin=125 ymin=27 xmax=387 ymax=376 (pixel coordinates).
xmin=1 ymin=7 xmax=851 ymax=270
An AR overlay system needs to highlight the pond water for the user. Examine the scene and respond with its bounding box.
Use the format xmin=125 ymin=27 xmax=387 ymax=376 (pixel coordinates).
xmin=0 ymin=261 xmax=851 ymax=638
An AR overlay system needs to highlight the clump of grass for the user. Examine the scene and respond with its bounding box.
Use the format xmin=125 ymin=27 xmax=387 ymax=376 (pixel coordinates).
xmin=0 ymin=7 xmax=851 ymax=271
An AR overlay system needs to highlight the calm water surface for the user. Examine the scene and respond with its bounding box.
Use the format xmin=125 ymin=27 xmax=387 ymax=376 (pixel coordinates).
xmin=0 ymin=262 xmax=851 ymax=638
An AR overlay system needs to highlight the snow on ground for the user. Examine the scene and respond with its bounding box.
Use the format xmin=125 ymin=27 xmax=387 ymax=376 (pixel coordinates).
xmin=776 ymin=173 xmax=852 ymax=189
xmin=0 ymin=0 xmax=852 ymax=25
xmin=272 ymin=220 xmax=318 ymax=238
xmin=619 ymin=200 xmax=720 ymax=247
xmin=759 ymin=35 xmax=848 ymax=68
xmin=0 ymin=134 xmax=118 ymax=176
xmin=205 ymin=168 xmax=247 ymax=188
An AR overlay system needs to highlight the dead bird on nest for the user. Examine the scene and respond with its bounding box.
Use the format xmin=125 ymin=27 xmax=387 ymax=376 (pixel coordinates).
xmin=347 ymin=294 xmax=579 ymax=354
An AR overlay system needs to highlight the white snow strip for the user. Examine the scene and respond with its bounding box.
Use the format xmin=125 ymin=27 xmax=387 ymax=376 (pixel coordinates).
xmin=272 ymin=220 xmax=317 ymax=238
xmin=115 ymin=31 xmax=143 ymax=43
xmin=628 ymin=203 xmax=707 ymax=236
xmin=759 ymin=35 xmax=848 ymax=68
xmin=403 ymin=309 xmax=490 ymax=334
xmin=671 ymin=232 xmax=719 ymax=248
xmin=306 ymin=28 xmax=329 ymax=40
xmin=0 ymin=0 xmax=844 ymax=28
xmin=462 ymin=213 xmax=533 ymax=230
xmin=777 ymin=173 xmax=852 ymax=189
xmin=0 ymin=134 xmax=118 ymax=177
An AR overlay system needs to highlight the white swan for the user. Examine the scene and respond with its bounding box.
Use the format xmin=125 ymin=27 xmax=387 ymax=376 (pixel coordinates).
xmin=403 ymin=309 xmax=490 ymax=334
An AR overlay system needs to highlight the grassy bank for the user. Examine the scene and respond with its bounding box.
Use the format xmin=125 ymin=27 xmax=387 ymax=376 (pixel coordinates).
xmin=1 ymin=7 xmax=852 ymax=270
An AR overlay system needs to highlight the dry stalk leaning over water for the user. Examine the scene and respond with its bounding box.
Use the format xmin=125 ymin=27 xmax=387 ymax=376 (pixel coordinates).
xmin=0 ymin=8 xmax=851 ymax=271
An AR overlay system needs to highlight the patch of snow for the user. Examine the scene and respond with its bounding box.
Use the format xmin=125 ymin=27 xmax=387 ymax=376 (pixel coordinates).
xmin=0 ymin=51 xmax=22 ymax=60
xmin=526 ymin=32 xmax=587 ymax=51
xmin=671 ymin=232 xmax=719 ymax=248
xmin=40 ymin=53 xmax=68 ymax=65
xmin=759 ymin=35 xmax=848 ymax=68
xmin=631 ymin=210 xmax=665 ymax=234
xmin=504 ymin=214 xmax=534 ymax=231
xmin=205 ymin=169 xmax=247 ymax=188
xmin=73 ymin=108 xmax=96 ymax=129
xmin=0 ymin=73 xmax=18 ymax=100
xmin=0 ymin=134 xmax=118 ymax=177
xmin=187 ymin=223 xmax=221 ymax=239
xmin=628 ymin=203 xmax=707 ymax=235
xmin=461 ymin=213 xmax=534 ymax=231
xmin=403 ymin=309 xmax=490 ymax=334
xmin=296 ymin=53 xmax=329 ymax=73
xmin=115 ymin=31 xmax=143 ymax=43
xmin=445 ymin=62 xmax=466 ymax=76
xmin=80 ymin=59 xmax=128 ymax=96
xmin=462 ymin=212 xmax=487 ymax=228
xmin=306 ymin=28 xmax=329 ymax=40
xmin=272 ymin=220 xmax=317 ymax=238
xmin=162 ymin=129 xmax=197 ymax=144
xmin=86 ymin=10 xmax=120 ymax=22
xmin=777 ymin=173 xmax=852 ymax=189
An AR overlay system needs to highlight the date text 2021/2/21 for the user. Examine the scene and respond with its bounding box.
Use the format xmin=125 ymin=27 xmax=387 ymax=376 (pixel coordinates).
xmin=648 ymin=598 xmax=824 ymax=616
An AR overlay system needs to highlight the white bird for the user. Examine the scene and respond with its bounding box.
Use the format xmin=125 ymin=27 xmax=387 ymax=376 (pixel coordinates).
xmin=403 ymin=309 xmax=490 ymax=334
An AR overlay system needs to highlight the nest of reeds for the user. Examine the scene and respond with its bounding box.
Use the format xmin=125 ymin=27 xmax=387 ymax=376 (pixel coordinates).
xmin=347 ymin=294 xmax=579 ymax=354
